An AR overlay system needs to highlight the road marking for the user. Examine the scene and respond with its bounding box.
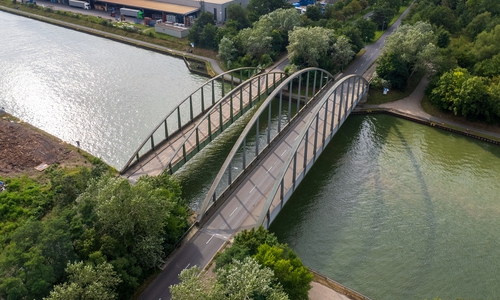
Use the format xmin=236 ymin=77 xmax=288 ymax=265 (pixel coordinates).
xmin=294 ymin=135 xmax=299 ymax=141
xmin=230 ymin=207 xmax=238 ymax=216
xmin=206 ymin=234 xmax=214 ymax=244
xmin=361 ymin=63 xmax=364 ymax=66
xmin=281 ymin=149 xmax=287 ymax=156
xmin=266 ymin=166 xmax=273 ymax=173
xmin=354 ymin=69 xmax=358 ymax=73
xmin=249 ymin=186 xmax=256 ymax=193
xmin=185 ymin=263 xmax=190 ymax=269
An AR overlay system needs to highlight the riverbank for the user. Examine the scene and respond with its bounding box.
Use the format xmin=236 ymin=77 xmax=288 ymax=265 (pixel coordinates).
xmin=357 ymin=76 xmax=500 ymax=146
xmin=0 ymin=3 xmax=224 ymax=76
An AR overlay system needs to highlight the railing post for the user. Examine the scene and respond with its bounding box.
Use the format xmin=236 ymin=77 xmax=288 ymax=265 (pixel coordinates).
xmin=230 ymin=94 xmax=234 ymax=122
xmin=278 ymin=90 xmax=283 ymax=132
xmin=177 ymin=107 xmax=181 ymax=129
xmin=267 ymin=101 xmax=271 ymax=144
xmin=240 ymin=86 xmax=243 ymax=115
xmin=201 ymin=86 xmax=205 ymax=111
xmin=228 ymin=161 xmax=232 ymax=185
xmin=293 ymin=152 xmax=297 ymax=189
xmin=255 ymin=118 xmax=259 ymax=156
xmin=257 ymin=77 xmax=261 ymax=101
xmin=331 ymin=90 xmax=337 ymax=132
xmin=249 ymin=80 xmax=253 ymax=107
xmin=196 ymin=128 xmax=200 ymax=150
xmin=319 ymin=71 xmax=324 ymax=89
xmin=219 ymin=103 xmax=223 ymax=132
xmin=339 ymin=83 xmax=344 ymax=124
xmin=243 ymin=138 xmax=247 ymax=169
xmin=164 ymin=119 xmax=168 ymax=139
xmin=150 ymin=135 xmax=155 ymax=150
xmin=314 ymin=113 xmax=319 ymax=159
xmin=288 ymin=80 xmax=293 ymax=122
xmin=208 ymin=113 xmax=212 ymax=141
xmin=189 ymin=95 xmax=193 ymax=120
xmin=212 ymin=80 xmax=215 ymax=105
xmin=221 ymin=76 xmax=225 ymax=97
xmin=313 ymin=70 xmax=317 ymax=96
xmin=297 ymin=74 xmax=302 ymax=113
xmin=304 ymin=130 xmax=308 ymax=169
xmin=266 ymin=73 xmax=269 ymax=91
xmin=323 ymin=97 xmax=329 ymax=145
xmin=305 ymin=71 xmax=310 ymax=103
xmin=182 ymin=144 xmax=187 ymax=162
xmin=231 ymin=74 xmax=234 ymax=90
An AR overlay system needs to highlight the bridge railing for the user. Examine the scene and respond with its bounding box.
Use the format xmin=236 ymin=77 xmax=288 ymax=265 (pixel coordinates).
xmin=257 ymin=75 xmax=370 ymax=228
xmin=120 ymin=67 xmax=260 ymax=174
xmin=165 ymin=71 xmax=287 ymax=174
xmin=198 ymin=68 xmax=336 ymax=223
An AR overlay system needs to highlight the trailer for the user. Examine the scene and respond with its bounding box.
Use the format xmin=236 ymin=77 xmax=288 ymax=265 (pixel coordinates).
xmin=69 ymin=0 xmax=90 ymax=9
xmin=120 ymin=7 xmax=143 ymax=18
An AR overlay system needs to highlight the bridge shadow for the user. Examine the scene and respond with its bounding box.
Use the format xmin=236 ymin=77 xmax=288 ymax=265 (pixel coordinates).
xmin=269 ymin=114 xmax=442 ymax=297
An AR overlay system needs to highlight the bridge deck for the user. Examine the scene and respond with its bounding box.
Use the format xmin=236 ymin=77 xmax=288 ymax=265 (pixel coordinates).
xmin=139 ymin=77 xmax=361 ymax=300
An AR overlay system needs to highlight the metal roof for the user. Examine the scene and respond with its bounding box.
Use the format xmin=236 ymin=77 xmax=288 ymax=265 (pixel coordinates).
xmin=106 ymin=0 xmax=199 ymax=14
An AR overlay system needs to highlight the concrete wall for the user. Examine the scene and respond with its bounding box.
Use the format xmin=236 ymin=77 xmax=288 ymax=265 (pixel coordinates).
xmin=155 ymin=22 xmax=190 ymax=38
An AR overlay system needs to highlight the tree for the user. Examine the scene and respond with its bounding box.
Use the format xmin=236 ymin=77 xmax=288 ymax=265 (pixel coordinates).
xmin=170 ymin=266 xmax=222 ymax=300
xmin=287 ymin=27 xmax=336 ymax=68
xmin=428 ymin=5 xmax=458 ymax=33
xmin=188 ymin=12 xmax=216 ymax=48
xmin=378 ymin=21 xmax=439 ymax=85
xmin=376 ymin=52 xmax=410 ymax=89
xmin=370 ymin=5 xmax=395 ymax=30
xmin=355 ymin=18 xmax=377 ymax=43
xmin=430 ymin=67 xmax=471 ymax=114
xmin=254 ymin=244 xmax=313 ymax=300
xmin=331 ymin=36 xmax=355 ymax=72
xmin=218 ymin=37 xmax=238 ymax=68
xmin=226 ymin=3 xmax=249 ymax=30
xmin=473 ymin=24 xmax=500 ymax=61
xmin=217 ymin=257 xmax=289 ymax=300
xmin=44 ymin=261 xmax=121 ymax=300
xmin=247 ymin=0 xmax=292 ymax=23
xmin=305 ymin=4 xmax=322 ymax=22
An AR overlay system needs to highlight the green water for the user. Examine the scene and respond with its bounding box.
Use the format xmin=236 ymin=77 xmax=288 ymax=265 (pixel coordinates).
xmin=269 ymin=114 xmax=500 ymax=300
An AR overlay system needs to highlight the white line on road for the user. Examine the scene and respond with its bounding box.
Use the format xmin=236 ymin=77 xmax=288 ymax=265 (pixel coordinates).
xmin=361 ymin=63 xmax=364 ymax=66
xmin=281 ymin=149 xmax=287 ymax=156
xmin=185 ymin=263 xmax=190 ymax=269
xmin=206 ymin=234 xmax=214 ymax=244
xmin=249 ymin=186 xmax=256 ymax=193
xmin=230 ymin=207 xmax=238 ymax=216
xmin=266 ymin=166 xmax=273 ymax=173
xmin=355 ymin=69 xmax=358 ymax=73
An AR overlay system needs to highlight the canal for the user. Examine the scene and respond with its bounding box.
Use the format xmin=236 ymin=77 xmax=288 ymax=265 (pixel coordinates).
xmin=2 ymin=10 xmax=500 ymax=300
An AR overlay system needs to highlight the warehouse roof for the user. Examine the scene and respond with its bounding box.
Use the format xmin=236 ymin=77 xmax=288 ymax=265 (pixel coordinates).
xmin=105 ymin=0 xmax=199 ymax=14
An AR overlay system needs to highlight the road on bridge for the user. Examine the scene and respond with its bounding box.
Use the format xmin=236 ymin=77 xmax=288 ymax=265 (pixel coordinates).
xmin=139 ymin=5 xmax=412 ymax=300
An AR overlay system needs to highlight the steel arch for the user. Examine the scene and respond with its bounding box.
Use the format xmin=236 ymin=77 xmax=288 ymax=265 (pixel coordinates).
xmin=257 ymin=75 xmax=370 ymax=228
xmin=198 ymin=68 xmax=336 ymax=223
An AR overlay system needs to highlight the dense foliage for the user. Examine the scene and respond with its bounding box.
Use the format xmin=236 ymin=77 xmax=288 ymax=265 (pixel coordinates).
xmin=212 ymin=227 xmax=313 ymax=300
xmin=392 ymin=0 xmax=500 ymax=122
xmin=0 ymin=161 xmax=190 ymax=300
xmin=190 ymin=0 xmax=406 ymax=73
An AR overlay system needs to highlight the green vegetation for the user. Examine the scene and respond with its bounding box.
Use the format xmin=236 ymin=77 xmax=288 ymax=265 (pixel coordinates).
xmin=0 ymin=160 xmax=190 ymax=300
xmin=373 ymin=0 xmax=500 ymax=124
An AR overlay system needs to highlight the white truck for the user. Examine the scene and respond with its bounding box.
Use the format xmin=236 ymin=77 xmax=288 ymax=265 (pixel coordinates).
xmin=69 ymin=0 xmax=90 ymax=9
xmin=120 ymin=8 xmax=141 ymax=18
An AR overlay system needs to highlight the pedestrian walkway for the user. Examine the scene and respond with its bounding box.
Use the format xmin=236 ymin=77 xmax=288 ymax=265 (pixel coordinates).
xmin=359 ymin=75 xmax=500 ymax=141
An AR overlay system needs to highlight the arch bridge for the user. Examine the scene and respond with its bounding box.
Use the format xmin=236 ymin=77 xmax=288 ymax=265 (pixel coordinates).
xmin=197 ymin=69 xmax=369 ymax=229
xmin=121 ymin=67 xmax=286 ymax=182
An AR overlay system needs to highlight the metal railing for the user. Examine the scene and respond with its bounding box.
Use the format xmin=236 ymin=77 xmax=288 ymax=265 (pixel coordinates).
xmin=120 ymin=67 xmax=260 ymax=174
xmin=198 ymin=68 xmax=336 ymax=222
xmin=257 ymin=75 xmax=369 ymax=228
xmin=164 ymin=71 xmax=287 ymax=174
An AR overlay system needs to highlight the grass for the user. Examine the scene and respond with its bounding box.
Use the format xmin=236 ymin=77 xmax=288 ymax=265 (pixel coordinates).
xmin=367 ymin=71 xmax=424 ymax=105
